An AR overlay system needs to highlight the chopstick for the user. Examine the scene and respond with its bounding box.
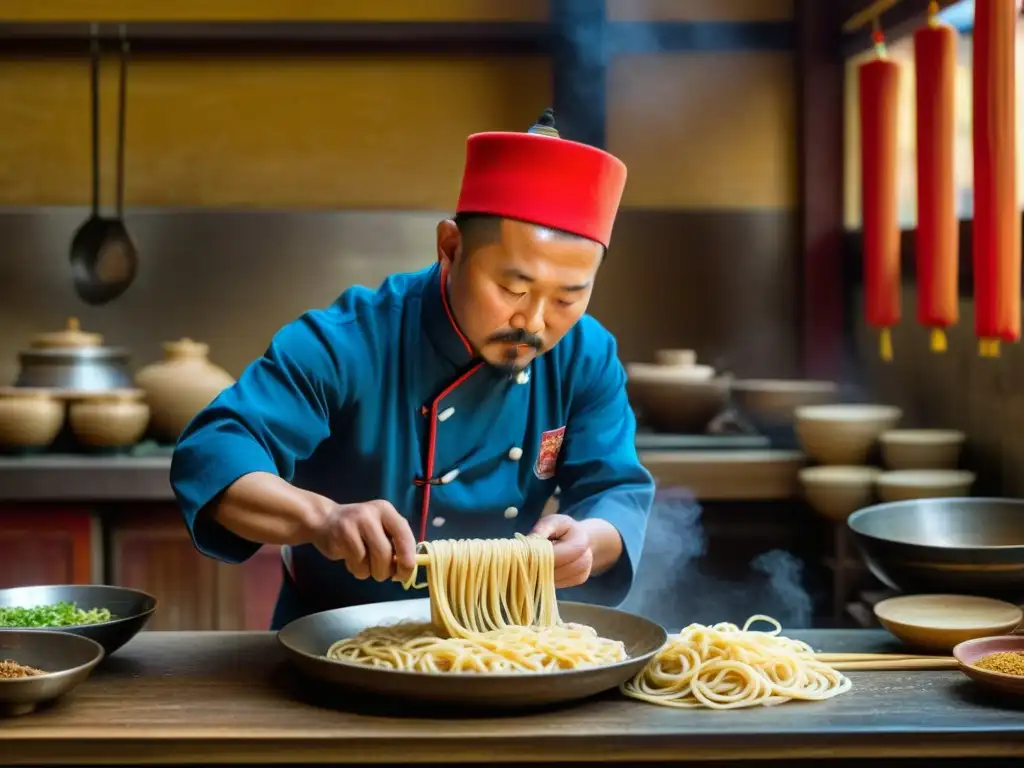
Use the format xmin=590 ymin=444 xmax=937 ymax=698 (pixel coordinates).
xmin=815 ymin=653 xmax=958 ymax=671
xmin=828 ymin=658 xmax=959 ymax=671
xmin=391 ymin=555 xmax=431 ymax=567
xmin=816 ymin=653 xmax=942 ymax=662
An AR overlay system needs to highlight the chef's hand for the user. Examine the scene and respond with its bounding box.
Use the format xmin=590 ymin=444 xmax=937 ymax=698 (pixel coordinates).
xmin=531 ymin=514 xmax=593 ymax=588
xmin=311 ymin=500 xmax=417 ymax=583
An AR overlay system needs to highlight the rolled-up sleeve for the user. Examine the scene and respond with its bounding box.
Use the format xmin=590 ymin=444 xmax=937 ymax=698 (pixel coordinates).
xmin=555 ymin=335 xmax=654 ymax=607
xmin=170 ymin=312 xmax=350 ymax=564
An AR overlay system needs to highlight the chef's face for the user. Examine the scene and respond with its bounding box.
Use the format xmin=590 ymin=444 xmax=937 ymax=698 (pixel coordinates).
xmin=438 ymin=217 xmax=603 ymax=373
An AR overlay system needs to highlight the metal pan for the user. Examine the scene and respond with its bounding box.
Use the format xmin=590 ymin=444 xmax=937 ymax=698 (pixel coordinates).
xmin=278 ymin=598 xmax=666 ymax=708
xmin=848 ymin=497 xmax=1024 ymax=599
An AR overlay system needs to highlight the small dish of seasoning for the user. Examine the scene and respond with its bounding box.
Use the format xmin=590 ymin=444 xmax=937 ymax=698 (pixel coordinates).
xmin=0 ymin=630 xmax=105 ymax=716
xmin=953 ymin=635 xmax=1024 ymax=696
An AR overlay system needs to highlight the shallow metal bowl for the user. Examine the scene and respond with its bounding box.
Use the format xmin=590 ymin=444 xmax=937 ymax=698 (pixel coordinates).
xmin=848 ymin=498 xmax=1024 ymax=599
xmin=0 ymin=630 xmax=104 ymax=716
xmin=0 ymin=585 xmax=156 ymax=656
xmin=278 ymin=598 xmax=667 ymax=708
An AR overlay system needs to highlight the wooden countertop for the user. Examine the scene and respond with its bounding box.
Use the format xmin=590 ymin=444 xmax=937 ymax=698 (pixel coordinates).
xmin=5 ymin=630 xmax=1024 ymax=764
xmin=0 ymin=450 xmax=804 ymax=503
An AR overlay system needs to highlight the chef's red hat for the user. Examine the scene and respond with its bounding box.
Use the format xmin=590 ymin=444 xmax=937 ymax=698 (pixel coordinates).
xmin=456 ymin=109 xmax=627 ymax=248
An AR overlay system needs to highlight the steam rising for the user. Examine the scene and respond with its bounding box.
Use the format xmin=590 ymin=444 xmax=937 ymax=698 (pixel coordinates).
xmin=622 ymin=490 xmax=813 ymax=630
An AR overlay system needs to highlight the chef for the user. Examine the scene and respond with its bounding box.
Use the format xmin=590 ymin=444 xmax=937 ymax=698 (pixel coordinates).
xmin=170 ymin=109 xmax=655 ymax=630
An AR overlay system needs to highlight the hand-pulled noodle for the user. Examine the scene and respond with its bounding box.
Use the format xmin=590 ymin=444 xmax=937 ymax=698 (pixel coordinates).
xmin=324 ymin=534 xmax=627 ymax=673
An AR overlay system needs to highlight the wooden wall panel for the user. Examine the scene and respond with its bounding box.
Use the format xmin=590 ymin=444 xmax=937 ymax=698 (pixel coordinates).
xmin=0 ymin=0 xmax=548 ymax=23
xmin=607 ymin=0 xmax=794 ymax=22
xmin=608 ymin=52 xmax=797 ymax=209
xmin=0 ymin=54 xmax=551 ymax=209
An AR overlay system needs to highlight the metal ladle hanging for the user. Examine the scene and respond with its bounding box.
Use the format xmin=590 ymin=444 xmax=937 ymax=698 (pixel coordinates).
xmin=70 ymin=25 xmax=138 ymax=305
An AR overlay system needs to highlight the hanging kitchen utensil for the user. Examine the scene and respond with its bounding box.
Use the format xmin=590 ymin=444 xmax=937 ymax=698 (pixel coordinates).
xmin=68 ymin=28 xmax=106 ymax=297
xmin=70 ymin=25 xmax=138 ymax=306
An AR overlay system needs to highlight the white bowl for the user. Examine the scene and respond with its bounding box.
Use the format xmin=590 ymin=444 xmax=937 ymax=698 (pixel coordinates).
xmin=799 ymin=465 xmax=881 ymax=521
xmin=794 ymin=404 xmax=903 ymax=465
xmin=876 ymin=469 xmax=977 ymax=502
xmin=879 ymin=429 xmax=966 ymax=470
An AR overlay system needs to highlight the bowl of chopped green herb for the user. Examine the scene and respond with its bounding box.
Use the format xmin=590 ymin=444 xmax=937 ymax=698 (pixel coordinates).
xmin=0 ymin=585 xmax=156 ymax=656
xmin=0 ymin=629 xmax=104 ymax=716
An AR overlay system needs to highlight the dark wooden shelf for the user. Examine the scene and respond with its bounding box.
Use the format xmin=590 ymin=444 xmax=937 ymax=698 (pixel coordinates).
xmin=0 ymin=18 xmax=794 ymax=56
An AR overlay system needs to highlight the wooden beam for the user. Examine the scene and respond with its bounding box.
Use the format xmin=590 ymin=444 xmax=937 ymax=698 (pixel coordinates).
xmin=0 ymin=19 xmax=797 ymax=58
xmin=796 ymin=0 xmax=846 ymax=380
xmin=0 ymin=21 xmax=550 ymax=55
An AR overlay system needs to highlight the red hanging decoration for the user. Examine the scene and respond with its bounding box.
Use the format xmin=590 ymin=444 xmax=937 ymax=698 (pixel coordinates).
xmin=973 ymin=0 xmax=1020 ymax=357
xmin=860 ymin=28 xmax=902 ymax=361
xmin=914 ymin=6 xmax=959 ymax=353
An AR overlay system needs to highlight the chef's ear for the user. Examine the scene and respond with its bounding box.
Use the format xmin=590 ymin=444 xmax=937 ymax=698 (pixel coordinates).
xmin=436 ymin=218 xmax=461 ymax=269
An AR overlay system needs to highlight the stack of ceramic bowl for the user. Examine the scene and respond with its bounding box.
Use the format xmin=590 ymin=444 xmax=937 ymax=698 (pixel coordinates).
xmin=875 ymin=429 xmax=975 ymax=501
xmin=796 ymin=404 xmax=903 ymax=523
xmin=730 ymin=379 xmax=838 ymax=446
xmin=625 ymin=349 xmax=729 ymax=434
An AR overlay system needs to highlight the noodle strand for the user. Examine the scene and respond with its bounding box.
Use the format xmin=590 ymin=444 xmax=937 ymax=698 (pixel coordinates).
xmin=324 ymin=534 xmax=627 ymax=673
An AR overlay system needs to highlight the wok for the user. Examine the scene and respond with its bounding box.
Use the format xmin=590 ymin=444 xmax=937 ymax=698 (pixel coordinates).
xmin=848 ymin=497 xmax=1024 ymax=599
xmin=0 ymin=585 xmax=156 ymax=656
xmin=278 ymin=598 xmax=666 ymax=708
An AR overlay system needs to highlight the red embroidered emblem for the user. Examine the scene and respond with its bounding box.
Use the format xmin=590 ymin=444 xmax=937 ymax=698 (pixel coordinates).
xmin=534 ymin=426 xmax=566 ymax=480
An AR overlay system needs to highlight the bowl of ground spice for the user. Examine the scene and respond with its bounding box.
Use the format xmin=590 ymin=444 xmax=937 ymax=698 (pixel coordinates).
xmin=0 ymin=629 xmax=104 ymax=716
xmin=953 ymin=635 xmax=1024 ymax=695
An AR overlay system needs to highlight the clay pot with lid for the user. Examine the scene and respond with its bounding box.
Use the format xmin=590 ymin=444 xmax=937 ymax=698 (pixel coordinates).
xmin=134 ymin=338 xmax=235 ymax=443
xmin=626 ymin=355 xmax=728 ymax=434
xmin=13 ymin=317 xmax=133 ymax=392
xmin=0 ymin=388 xmax=66 ymax=452
xmin=69 ymin=389 xmax=150 ymax=451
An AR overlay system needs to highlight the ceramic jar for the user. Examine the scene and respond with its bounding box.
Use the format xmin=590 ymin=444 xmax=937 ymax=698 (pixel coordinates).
xmin=134 ymin=339 xmax=235 ymax=443
xmin=0 ymin=388 xmax=66 ymax=452
xmin=68 ymin=389 xmax=150 ymax=450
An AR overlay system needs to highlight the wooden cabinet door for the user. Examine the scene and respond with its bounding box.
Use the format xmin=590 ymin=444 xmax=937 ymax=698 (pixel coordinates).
xmin=109 ymin=504 xmax=220 ymax=631
xmin=109 ymin=504 xmax=283 ymax=631
xmin=0 ymin=506 xmax=100 ymax=588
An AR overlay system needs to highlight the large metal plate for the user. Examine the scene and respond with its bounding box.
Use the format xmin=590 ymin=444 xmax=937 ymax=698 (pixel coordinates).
xmin=277 ymin=598 xmax=666 ymax=708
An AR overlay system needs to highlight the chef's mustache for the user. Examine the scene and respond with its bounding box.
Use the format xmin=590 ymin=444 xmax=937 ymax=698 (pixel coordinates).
xmin=487 ymin=329 xmax=542 ymax=349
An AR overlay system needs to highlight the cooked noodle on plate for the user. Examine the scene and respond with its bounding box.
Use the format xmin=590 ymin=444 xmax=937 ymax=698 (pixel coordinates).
xmin=323 ymin=533 xmax=628 ymax=673
xmin=621 ymin=615 xmax=852 ymax=709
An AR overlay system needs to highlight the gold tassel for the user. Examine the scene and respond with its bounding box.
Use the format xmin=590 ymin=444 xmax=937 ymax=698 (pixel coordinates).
xmin=880 ymin=328 xmax=894 ymax=361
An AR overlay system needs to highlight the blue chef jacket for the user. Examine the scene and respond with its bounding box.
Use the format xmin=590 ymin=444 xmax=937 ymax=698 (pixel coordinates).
xmin=170 ymin=262 xmax=654 ymax=629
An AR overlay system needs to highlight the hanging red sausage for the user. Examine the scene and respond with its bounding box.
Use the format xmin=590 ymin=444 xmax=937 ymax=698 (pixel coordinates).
xmin=860 ymin=28 xmax=902 ymax=361
xmin=973 ymin=0 xmax=1020 ymax=357
xmin=914 ymin=3 xmax=959 ymax=352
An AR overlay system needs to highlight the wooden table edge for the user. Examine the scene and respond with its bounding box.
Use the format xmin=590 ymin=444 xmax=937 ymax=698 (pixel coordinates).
xmin=5 ymin=731 xmax=1024 ymax=764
